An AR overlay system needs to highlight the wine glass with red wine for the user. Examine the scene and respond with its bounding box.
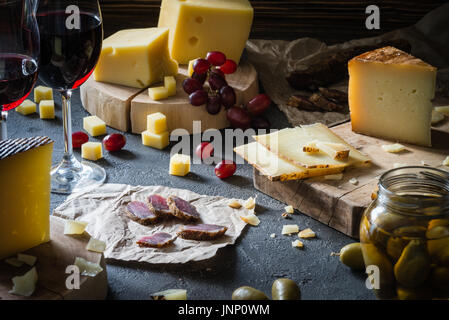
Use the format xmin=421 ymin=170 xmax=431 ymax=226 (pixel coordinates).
xmin=0 ymin=0 xmax=40 ymax=140
xmin=37 ymin=0 xmax=106 ymax=193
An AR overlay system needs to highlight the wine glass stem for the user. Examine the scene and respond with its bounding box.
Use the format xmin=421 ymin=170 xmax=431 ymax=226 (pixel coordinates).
xmin=61 ymin=90 xmax=75 ymax=164
xmin=0 ymin=110 xmax=7 ymax=140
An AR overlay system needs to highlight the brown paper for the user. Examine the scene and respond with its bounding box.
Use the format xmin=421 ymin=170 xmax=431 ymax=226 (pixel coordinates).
xmin=53 ymin=184 xmax=249 ymax=264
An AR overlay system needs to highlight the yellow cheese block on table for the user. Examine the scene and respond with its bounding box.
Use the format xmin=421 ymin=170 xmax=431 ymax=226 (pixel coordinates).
xmin=348 ymin=46 xmax=437 ymax=147
xmin=169 ymin=153 xmax=191 ymax=176
xmin=94 ymin=28 xmax=178 ymax=88
xmin=34 ymin=86 xmax=53 ymax=103
xmin=147 ymin=112 xmax=167 ymax=134
xmin=81 ymin=142 xmax=103 ymax=161
xmin=148 ymin=86 xmax=170 ymax=101
xmin=158 ymin=0 xmax=254 ymax=64
xmin=39 ymin=100 xmax=55 ymax=119
xmin=142 ymin=130 xmax=169 ymax=149
xmin=83 ymin=115 xmax=106 ymax=136
xmin=16 ymin=99 xmax=36 ymax=115
xmin=0 ymin=137 xmax=53 ymax=259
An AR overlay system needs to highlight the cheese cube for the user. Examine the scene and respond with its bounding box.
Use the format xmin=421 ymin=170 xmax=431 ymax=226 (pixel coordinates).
xmin=16 ymin=100 xmax=36 ymax=115
xmin=164 ymin=76 xmax=176 ymax=96
xmin=64 ymin=220 xmax=88 ymax=235
xmin=142 ymin=130 xmax=169 ymax=150
xmin=285 ymin=205 xmax=294 ymax=214
xmin=94 ymin=28 xmax=178 ymax=88
xmin=147 ymin=112 xmax=168 ymax=133
xmin=81 ymin=142 xmax=103 ymax=161
xmin=282 ymin=224 xmax=299 ymax=235
xmin=39 ymin=100 xmax=55 ymax=119
xmin=83 ymin=115 xmax=106 ymax=136
xmin=34 ymin=86 xmax=53 ymax=103
xmin=348 ymin=46 xmax=437 ymax=147
xmin=169 ymin=153 xmax=191 ymax=176
xmin=148 ymin=86 xmax=170 ymax=101
xmin=187 ymin=58 xmax=199 ymax=77
xmin=0 ymin=137 xmax=53 ymax=259
xmin=158 ymin=0 xmax=254 ymax=64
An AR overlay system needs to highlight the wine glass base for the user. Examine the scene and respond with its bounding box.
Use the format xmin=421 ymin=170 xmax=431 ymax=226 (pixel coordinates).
xmin=51 ymin=160 xmax=106 ymax=194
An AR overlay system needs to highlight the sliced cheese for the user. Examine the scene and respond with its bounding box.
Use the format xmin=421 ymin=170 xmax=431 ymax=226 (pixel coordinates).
xmin=150 ymin=289 xmax=187 ymax=300
xmin=9 ymin=267 xmax=38 ymax=297
xmin=86 ymin=238 xmax=106 ymax=253
xmin=315 ymin=141 xmax=350 ymax=160
xmin=348 ymin=46 xmax=436 ymax=147
xmin=434 ymin=106 xmax=449 ymax=117
xmin=282 ymin=224 xmax=299 ymax=235
xmin=74 ymin=257 xmax=103 ymax=277
xmin=381 ymin=143 xmax=406 ymax=153
xmin=17 ymin=253 xmax=37 ymax=266
xmin=64 ymin=220 xmax=88 ymax=235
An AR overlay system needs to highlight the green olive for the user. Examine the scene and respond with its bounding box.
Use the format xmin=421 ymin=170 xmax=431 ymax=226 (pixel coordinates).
xmin=232 ymin=286 xmax=269 ymax=300
xmin=428 ymin=236 xmax=449 ymax=267
xmin=339 ymin=243 xmax=365 ymax=270
xmin=426 ymin=226 xmax=449 ymax=240
xmin=271 ymin=278 xmax=300 ymax=300
xmin=394 ymin=240 xmax=431 ymax=288
xmin=430 ymin=266 xmax=449 ymax=292
xmin=428 ymin=219 xmax=449 ymax=230
xmin=396 ymin=284 xmax=431 ymax=300
xmin=386 ymin=237 xmax=409 ymax=262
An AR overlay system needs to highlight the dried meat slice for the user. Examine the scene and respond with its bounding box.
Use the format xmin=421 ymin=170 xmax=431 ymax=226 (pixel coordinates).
xmin=136 ymin=232 xmax=175 ymax=248
xmin=167 ymin=196 xmax=200 ymax=221
xmin=147 ymin=194 xmax=173 ymax=218
xmin=126 ymin=201 xmax=158 ymax=225
xmin=177 ymin=224 xmax=228 ymax=240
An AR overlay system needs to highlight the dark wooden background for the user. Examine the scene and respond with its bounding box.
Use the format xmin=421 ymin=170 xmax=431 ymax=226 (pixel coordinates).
xmin=99 ymin=0 xmax=448 ymax=43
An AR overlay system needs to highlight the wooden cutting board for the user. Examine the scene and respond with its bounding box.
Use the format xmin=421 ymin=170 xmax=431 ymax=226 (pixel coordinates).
xmin=0 ymin=216 xmax=107 ymax=300
xmin=253 ymin=121 xmax=449 ymax=238
xmin=80 ymin=61 xmax=259 ymax=134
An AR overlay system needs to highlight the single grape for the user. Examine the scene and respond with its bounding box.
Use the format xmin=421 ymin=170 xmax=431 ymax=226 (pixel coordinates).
xmin=72 ymin=131 xmax=89 ymax=148
xmin=193 ymin=58 xmax=210 ymax=74
xmin=210 ymin=68 xmax=225 ymax=78
xmin=219 ymin=59 xmax=237 ymax=74
xmin=189 ymin=90 xmax=208 ymax=106
xmin=206 ymin=51 xmax=226 ymax=66
xmin=251 ymin=115 xmax=271 ymax=130
xmin=226 ymin=106 xmax=251 ymax=130
xmin=208 ymin=72 xmax=228 ymax=91
xmin=206 ymin=95 xmax=222 ymax=115
xmin=191 ymin=72 xmax=207 ymax=84
xmin=182 ymin=78 xmax=203 ymax=95
xmin=247 ymin=94 xmax=271 ymax=116
xmin=219 ymin=85 xmax=236 ymax=108
xmin=215 ymin=160 xmax=237 ymax=179
xmin=103 ymin=133 xmax=126 ymax=152
xmin=195 ymin=142 xmax=214 ymax=160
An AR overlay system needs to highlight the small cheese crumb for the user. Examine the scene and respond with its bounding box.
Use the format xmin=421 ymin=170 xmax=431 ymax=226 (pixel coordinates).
xmin=17 ymin=253 xmax=37 ymax=266
xmin=5 ymin=258 xmax=24 ymax=267
xmin=291 ymin=240 xmax=304 ymax=248
xmin=420 ymin=160 xmax=429 ymax=166
xmin=244 ymin=196 xmax=256 ymax=210
xmin=298 ymin=228 xmax=316 ymax=239
xmin=349 ymin=178 xmax=358 ymax=185
xmin=9 ymin=267 xmax=38 ymax=297
xmin=240 ymin=213 xmax=260 ymax=226
xmin=86 ymin=238 xmax=106 ymax=253
xmin=284 ymin=205 xmax=294 ymax=214
xmin=431 ymin=109 xmax=445 ymax=124
xmin=393 ymin=163 xmax=408 ymax=168
xmin=324 ymin=173 xmax=343 ymax=180
xmin=443 ymin=156 xmax=449 ymax=166
xmin=228 ymin=200 xmax=242 ymax=209
xmin=150 ymin=289 xmax=187 ymax=300
xmin=282 ymin=224 xmax=299 ymax=235
xmin=270 ymin=233 xmax=276 ymax=238
xmin=74 ymin=257 xmax=103 ymax=277
xmin=281 ymin=212 xmax=290 ymax=219
xmin=64 ymin=220 xmax=88 ymax=235
xmin=381 ymin=143 xmax=406 ymax=153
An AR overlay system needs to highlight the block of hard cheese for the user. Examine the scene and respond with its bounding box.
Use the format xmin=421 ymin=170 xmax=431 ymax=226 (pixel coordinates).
xmin=158 ymin=0 xmax=253 ymax=64
xmin=348 ymin=46 xmax=437 ymax=147
xmin=94 ymin=28 xmax=178 ymax=88
xmin=0 ymin=137 xmax=53 ymax=259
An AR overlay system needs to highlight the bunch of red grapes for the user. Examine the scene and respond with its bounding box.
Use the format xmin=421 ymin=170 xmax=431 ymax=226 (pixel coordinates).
xmin=182 ymin=51 xmax=272 ymax=130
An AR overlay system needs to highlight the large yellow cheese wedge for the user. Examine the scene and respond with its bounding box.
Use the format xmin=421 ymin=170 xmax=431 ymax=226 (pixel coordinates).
xmin=348 ymin=46 xmax=437 ymax=147
xmin=158 ymin=0 xmax=253 ymax=64
xmin=94 ymin=28 xmax=178 ymax=88
xmin=0 ymin=137 xmax=53 ymax=259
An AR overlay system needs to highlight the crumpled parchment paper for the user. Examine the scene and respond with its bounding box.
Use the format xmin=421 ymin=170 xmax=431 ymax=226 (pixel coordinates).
xmin=246 ymin=3 xmax=449 ymax=127
xmin=53 ymin=183 xmax=248 ymax=264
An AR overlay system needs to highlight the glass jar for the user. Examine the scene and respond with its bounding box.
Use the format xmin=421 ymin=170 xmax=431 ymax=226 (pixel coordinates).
xmin=360 ymin=166 xmax=449 ymax=300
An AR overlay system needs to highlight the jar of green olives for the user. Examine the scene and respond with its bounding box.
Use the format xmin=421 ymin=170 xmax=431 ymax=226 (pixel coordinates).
xmin=360 ymin=166 xmax=449 ymax=300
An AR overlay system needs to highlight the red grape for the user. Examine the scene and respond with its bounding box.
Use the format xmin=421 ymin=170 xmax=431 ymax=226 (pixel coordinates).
xmin=193 ymin=58 xmax=210 ymax=74
xmin=210 ymin=68 xmax=225 ymax=78
xmin=219 ymin=59 xmax=237 ymax=74
xmin=72 ymin=131 xmax=89 ymax=148
xmin=189 ymin=90 xmax=208 ymax=106
xmin=215 ymin=160 xmax=237 ymax=179
xmin=226 ymin=107 xmax=251 ymax=130
xmin=206 ymin=51 xmax=226 ymax=66
xmin=251 ymin=115 xmax=271 ymax=130
xmin=182 ymin=78 xmax=203 ymax=95
xmin=103 ymin=133 xmax=126 ymax=152
xmin=195 ymin=142 xmax=214 ymax=160
xmin=247 ymin=94 xmax=271 ymax=116
xmin=208 ymin=72 xmax=228 ymax=91
xmin=219 ymin=85 xmax=236 ymax=108
xmin=206 ymin=95 xmax=222 ymax=115
xmin=191 ymin=72 xmax=207 ymax=84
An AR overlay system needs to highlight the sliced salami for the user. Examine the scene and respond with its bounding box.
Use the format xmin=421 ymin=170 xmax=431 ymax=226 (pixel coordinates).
xmin=136 ymin=232 xmax=175 ymax=248
xmin=147 ymin=194 xmax=173 ymax=217
xmin=126 ymin=201 xmax=158 ymax=225
xmin=177 ymin=224 xmax=228 ymax=240
xmin=167 ymin=196 xmax=200 ymax=221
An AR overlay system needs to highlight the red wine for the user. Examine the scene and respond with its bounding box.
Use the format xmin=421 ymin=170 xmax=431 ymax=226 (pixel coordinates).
xmin=0 ymin=54 xmax=38 ymax=111
xmin=37 ymin=11 xmax=102 ymax=90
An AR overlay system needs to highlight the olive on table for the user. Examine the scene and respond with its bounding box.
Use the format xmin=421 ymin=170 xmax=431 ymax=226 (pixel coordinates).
xmin=232 ymin=286 xmax=269 ymax=300
xmin=339 ymin=243 xmax=365 ymax=270
xmin=394 ymin=239 xmax=431 ymax=288
xmin=271 ymin=278 xmax=300 ymax=300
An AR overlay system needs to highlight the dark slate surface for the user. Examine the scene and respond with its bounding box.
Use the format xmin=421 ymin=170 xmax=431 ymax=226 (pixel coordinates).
xmin=6 ymin=84 xmax=375 ymax=300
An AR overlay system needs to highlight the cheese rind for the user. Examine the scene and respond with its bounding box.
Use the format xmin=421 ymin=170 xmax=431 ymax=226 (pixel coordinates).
xmin=348 ymin=46 xmax=436 ymax=147
xmin=81 ymin=142 xmax=103 ymax=161
xmin=83 ymin=116 xmax=106 ymax=136
xmin=142 ymin=130 xmax=169 ymax=149
xmin=169 ymin=153 xmax=191 ymax=176
xmin=34 ymin=86 xmax=53 ymax=103
xmin=39 ymin=100 xmax=55 ymax=119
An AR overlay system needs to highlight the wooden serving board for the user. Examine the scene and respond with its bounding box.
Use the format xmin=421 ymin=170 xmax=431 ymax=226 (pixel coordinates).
xmin=253 ymin=122 xmax=449 ymax=238
xmin=0 ymin=216 xmax=107 ymax=300
xmin=80 ymin=62 xmax=259 ymax=134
